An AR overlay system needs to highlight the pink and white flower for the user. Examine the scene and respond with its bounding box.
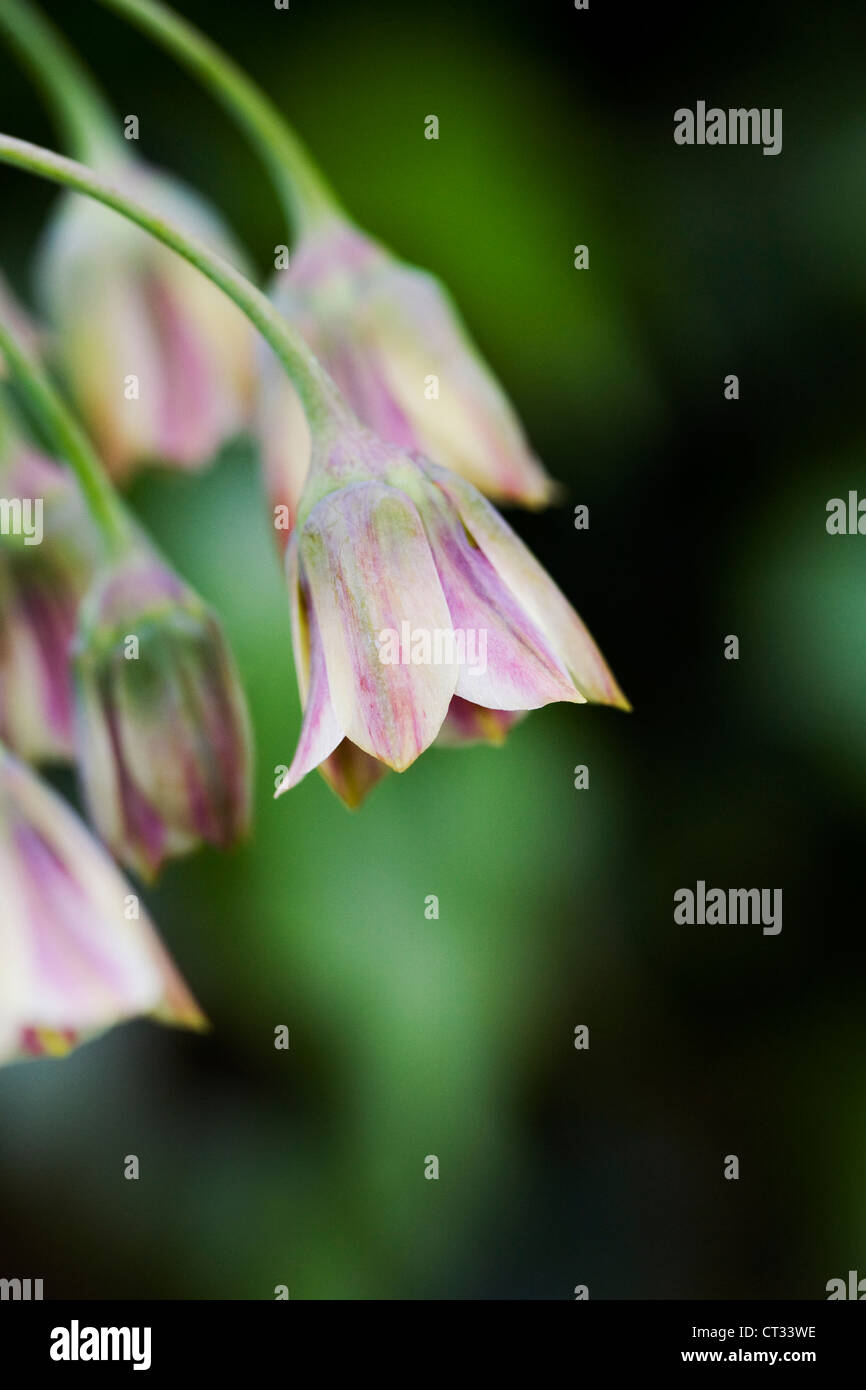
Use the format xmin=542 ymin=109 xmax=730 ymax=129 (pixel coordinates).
xmin=0 ymin=745 xmax=205 ymax=1066
xmin=277 ymin=426 xmax=627 ymax=806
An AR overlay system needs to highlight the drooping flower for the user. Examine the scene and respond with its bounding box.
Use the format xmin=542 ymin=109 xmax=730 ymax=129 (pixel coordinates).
xmin=276 ymin=426 xmax=627 ymax=806
xmin=37 ymin=159 xmax=256 ymax=482
xmin=0 ymin=435 xmax=100 ymax=762
xmin=258 ymin=220 xmax=556 ymax=546
xmin=74 ymin=547 xmax=253 ymax=878
xmin=0 ymin=744 xmax=205 ymax=1066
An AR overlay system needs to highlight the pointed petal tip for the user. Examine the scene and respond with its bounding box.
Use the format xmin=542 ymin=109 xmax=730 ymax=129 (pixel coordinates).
xmin=572 ymin=677 xmax=631 ymax=712
xmin=593 ymin=686 xmax=631 ymax=712
xmin=317 ymin=739 xmax=389 ymax=807
xmin=380 ymin=750 xmax=416 ymax=773
xmin=494 ymin=474 xmax=562 ymax=512
xmin=322 ymin=772 xmax=365 ymax=810
xmin=127 ymin=853 xmax=162 ymax=888
xmin=523 ymin=474 xmax=565 ymax=511
xmin=170 ymin=1006 xmax=210 ymax=1035
xmin=276 ymin=757 xmax=382 ymax=808
xmin=597 ymin=669 xmax=632 ymax=712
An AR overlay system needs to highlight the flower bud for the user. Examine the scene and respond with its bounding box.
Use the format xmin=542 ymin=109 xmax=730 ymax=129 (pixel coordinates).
xmin=74 ymin=549 xmax=253 ymax=878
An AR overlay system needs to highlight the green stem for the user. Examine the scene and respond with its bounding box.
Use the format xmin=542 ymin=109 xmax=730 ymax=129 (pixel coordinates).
xmin=0 ymin=0 xmax=122 ymax=165
xmin=92 ymin=0 xmax=344 ymax=235
xmin=0 ymin=316 xmax=131 ymax=554
xmin=0 ymin=134 xmax=349 ymax=434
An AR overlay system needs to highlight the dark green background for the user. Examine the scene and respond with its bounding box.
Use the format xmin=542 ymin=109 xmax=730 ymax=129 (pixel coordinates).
xmin=0 ymin=0 xmax=864 ymax=1298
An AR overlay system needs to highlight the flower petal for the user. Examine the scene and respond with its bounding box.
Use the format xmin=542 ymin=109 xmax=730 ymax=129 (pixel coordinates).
xmin=428 ymin=465 xmax=629 ymax=708
xmin=436 ymin=697 xmax=526 ymax=747
xmin=318 ymin=740 xmax=389 ymax=808
xmin=276 ymin=574 xmax=344 ymax=796
xmin=364 ymin=264 xmax=556 ymax=506
xmin=299 ymin=482 xmax=458 ymax=770
xmin=418 ymin=480 xmax=582 ymax=709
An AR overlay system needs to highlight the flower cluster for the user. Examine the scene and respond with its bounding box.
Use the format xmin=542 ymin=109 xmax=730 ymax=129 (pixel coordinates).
xmin=0 ymin=0 xmax=628 ymax=1066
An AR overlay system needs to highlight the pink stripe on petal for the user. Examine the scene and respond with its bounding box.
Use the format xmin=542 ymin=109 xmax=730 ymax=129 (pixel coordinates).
xmin=419 ymin=481 xmax=581 ymax=710
xmin=299 ymin=482 xmax=458 ymax=771
xmin=428 ymin=465 xmax=630 ymax=708
xmin=327 ymin=340 xmax=417 ymax=452
xmin=15 ymin=823 xmax=156 ymax=1020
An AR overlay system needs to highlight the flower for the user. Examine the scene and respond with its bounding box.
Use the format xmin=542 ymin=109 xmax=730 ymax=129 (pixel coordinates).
xmin=36 ymin=158 xmax=256 ymax=482
xmin=0 ymin=744 xmax=205 ymax=1066
xmin=276 ymin=427 xmax=627 ymax=806
xmin=258 ymin=220 xmax=556 ymax=546
xmin=0 ymin=436 xmax=100 ymax=762
xmin=74 ymin=548 xmax=253 ymax=878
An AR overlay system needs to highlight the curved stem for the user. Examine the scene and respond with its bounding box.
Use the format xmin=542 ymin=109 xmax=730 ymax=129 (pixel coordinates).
xmin=93 ymin=0 xmax=344 ymax=235
xmin=0 ymin=0 xmax=122 ymax=166
xmin=0 ymin=134 xmax=348 ymax=434
xmin=0 ymin=316 xmax=131 ymax=555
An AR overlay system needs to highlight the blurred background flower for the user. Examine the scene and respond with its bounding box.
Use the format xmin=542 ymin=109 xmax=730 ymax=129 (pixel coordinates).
xmin=0 ymin=744 xmax=205 ymax=1066
xmin=260 ymin=219 xmax=557 ymax=533
xmin=0 ymin=0 xmax=257 ymax=481
xmin=0 ymin=435 xmax=100 ymax=761
xmin=37 ymin=161 xmax=256 ymax=482
xmin=0 ymin=0 xmax=862 ymax=1300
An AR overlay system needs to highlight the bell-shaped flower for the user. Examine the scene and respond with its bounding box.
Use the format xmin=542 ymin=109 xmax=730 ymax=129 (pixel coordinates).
xmin=0 ymin=436 xmax=100 ymax=762
xmin=258 ymin=220 xmax=556 ymax=546
xmin=276 ymin=427 xmax=626 ymax=805
xmin=74 ymin=547 xmax=253 ymax=878
xmin=37 ymin=158 xmax=256 ymax=482
xmin=0 ymin=744 xmax=205 ymax=1066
